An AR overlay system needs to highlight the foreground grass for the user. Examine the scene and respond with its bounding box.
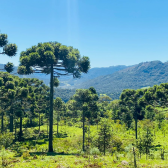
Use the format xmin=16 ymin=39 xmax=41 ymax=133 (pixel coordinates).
xmin=2 ymin=119 xmax=168 ymax=167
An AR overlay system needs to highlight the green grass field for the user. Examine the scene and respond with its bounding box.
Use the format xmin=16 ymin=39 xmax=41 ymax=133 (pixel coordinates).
xmin=1 ymin=118 xmax=168 ymax=168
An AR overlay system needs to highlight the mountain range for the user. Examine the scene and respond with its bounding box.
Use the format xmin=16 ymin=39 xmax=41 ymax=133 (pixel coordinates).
xmin=1 ymin=60 xmax=168 ymax=101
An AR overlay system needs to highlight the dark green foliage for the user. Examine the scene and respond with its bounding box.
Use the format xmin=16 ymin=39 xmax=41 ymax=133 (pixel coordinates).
xmin=17 ymin=42 xmax=90 ymax=76
xmin=5 ymin=81 xmax=15 ymax=90
xmin=0 ymin=33 xmax=17 ymax=73
xmin=0 ymin=77 xmax=4 ymax=87
xmin=71 ymin=87 xmax=98 ymax=151
xmin=72 ymin=88 xmax=99 ymax=123
xmin=20 ymin=88 xmax=28 ymax=98
xmin=54 ymin=97 xmax=65 ymax=134
xmin=75 ymin=61 xmax=168 ymax=100
xmin=107 ymin=100 xmax=119 ymax=121
xmin=7 ymin=89 xmax=16 ymax=99
xmin=136 ymin=128 xmax=154 ymax=159
xmin=54 ymin=88 xmax=76 ymax=102
xmin=4 ymin=62 xmax=14 ymax=73
xmin=0 ymin=132 xmax=14 ymax=149
xmin=3 ymin=43 xmax=17 ymax=56
xmin=98 ymin=118 xmax=111 ymax=155
xmin=17 ymin=41 xmax=90 ymax=153
xmin=118 ymin=89 xmax=145 ymax=130
xmin=145 ymin=105 xmax=155 ymax=121
xmin=53 ymin=78 xmax=59 ymax=87
xmin=0 ymin=34 xmax=8 ymax=47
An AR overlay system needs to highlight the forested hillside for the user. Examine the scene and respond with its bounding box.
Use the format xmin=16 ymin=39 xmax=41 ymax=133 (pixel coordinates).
xmin=4 ymin=61 xmax=168 ymax=102
xmin=58 ymin=65 xmax=129 ymax=88
xmin=0 ymin=64 xmax=128 ymax=86
xmin=54 ymin=88 xmax=76 ymax=102
xmin=76 ymin=61 xmax=168 ymax=100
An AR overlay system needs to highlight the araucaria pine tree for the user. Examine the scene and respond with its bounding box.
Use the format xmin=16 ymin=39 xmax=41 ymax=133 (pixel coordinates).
xmin=0 ymin=33 xmax=17 ymax=73
xmin=17 ymin=42 xmax=90 ymax=152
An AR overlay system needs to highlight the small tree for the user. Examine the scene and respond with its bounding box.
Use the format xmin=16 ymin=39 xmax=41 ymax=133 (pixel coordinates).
xmin=142 ymin=128 xmax=153 ymax=160
xmin=54 ymin=97 xmax=65 ymax=135
xmin=72 ymin=88 xmax=98 ymax=151
xmin=144 ymin=105 xmax=155 ymax=121
xmin=137 ymin=121 xmax=154 ymax=160
xmin=98 ymin=118 xmax=111 ymax=155
xmin=119 ymin=89 xmax=144 ymax=139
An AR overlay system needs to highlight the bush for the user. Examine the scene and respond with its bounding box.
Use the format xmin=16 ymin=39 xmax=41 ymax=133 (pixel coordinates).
xmin=111 ymin=136 xmax=124 ymax=153
xmin=90 ymin=147 xmax=100 ymax=155
xmin=22 ymin=151 xmax=30 ymax=160
xmin=0 ymin=132 xmax=14 ymax=149
xmin=23 ymin=128 xmax=31 ymax=139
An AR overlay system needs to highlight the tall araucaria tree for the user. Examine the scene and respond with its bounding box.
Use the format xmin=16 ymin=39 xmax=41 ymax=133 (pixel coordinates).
xmin=119 ymin=89 xmax=145 ymax=139
xmin=0 ymin=33 xmax=17 ymax=73
xmin=72 ymin=87 xmax=98 ymax=151
xmin=17 ymin=42 xmax=90 ymax=152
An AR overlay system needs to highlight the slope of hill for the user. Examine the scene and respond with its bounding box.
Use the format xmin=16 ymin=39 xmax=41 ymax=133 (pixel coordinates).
xmin=75 ymin=61 xmax=168 ymax=99
xmin=0 ymin=64 xmax=128 ymax=87
xmin=59 ymin=65 xmax=129 ymax=88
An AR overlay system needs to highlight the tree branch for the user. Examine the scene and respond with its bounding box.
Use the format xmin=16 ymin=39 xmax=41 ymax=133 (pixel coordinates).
xmin=53 ymin=68 xmax=67 ymax=71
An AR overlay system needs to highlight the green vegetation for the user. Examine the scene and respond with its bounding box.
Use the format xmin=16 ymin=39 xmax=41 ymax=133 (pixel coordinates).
xmin=17 ymin=41 xmax=90 ymax=152
xmin=2 ymin=33 xmax=168 ymax=167
xmin=0 ymin=33 xmax=17 ymax=73
xmin=1 ymin=71 xmax=168 ymax=167
xmin=75 ymin=61 xmax=168 ymax=100
xmin=3 ymin=61 xmax=168 ymax=102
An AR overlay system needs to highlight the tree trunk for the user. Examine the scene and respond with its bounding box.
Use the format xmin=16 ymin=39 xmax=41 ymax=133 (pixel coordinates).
xmin=133 ymin=147 xmax=137 ymax=168
xmin=47 ymin=119 xmax=49 ymax=138
xmin=15 ymin=122 xmax=17 ymax=141
xmin=135 ymin=117 xmax=137 ymax=139
xmin=1 ymin=113 xmax=3 ymax=133
xmin=83 ymin=109 xmax=85 ymax=151
xmin=57 ymin=120 xmax=59 ymax=135
xmin=104 ymin=129 xmax=105 ymax=155
xmin=57 ymin=111 xmax=59 ymax=135
xmin=39 ymin=112 xmax=40 ymax=132
xmin=19 ymin=116 xmax=22 ymax=141
xmin=30 ymin=118 xmax=33 ymax=127
xmin=10 ymin=108 xmax=13 ymax=132
xmin=97 ymin=119 xmax=98 ymax=130
xmin=49 ymin=63 xmax=54 ymax=152
xmin=135 ymin=107 xmax=137 ymax=139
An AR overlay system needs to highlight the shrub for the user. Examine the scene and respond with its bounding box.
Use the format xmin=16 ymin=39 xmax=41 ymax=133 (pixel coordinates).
xmin=90 ymin=147 xmax=100 ymax=155
xmin=0 ymin=132 xmax=14 ymax=149
xmin=22 ymin=151 xmax=30 ymax=160
xmin=111 ymin=136 xmax=124 ymax=153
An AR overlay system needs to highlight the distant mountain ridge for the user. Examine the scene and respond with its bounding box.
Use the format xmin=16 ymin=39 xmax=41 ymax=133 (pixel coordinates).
xmin=75 ymin=61 xmax=168 ymax=99
xmin=58 ymin=65 xmax=129 ymax=88
xmin=1 ymin=61 xmax=168 ymax=101
xmin=0 ymin=64 xmax=128 ymax=87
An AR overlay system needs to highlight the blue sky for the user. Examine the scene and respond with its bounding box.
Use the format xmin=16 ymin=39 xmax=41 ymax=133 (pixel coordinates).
xmin=0 ymin=0 xmax=168 ymax=68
